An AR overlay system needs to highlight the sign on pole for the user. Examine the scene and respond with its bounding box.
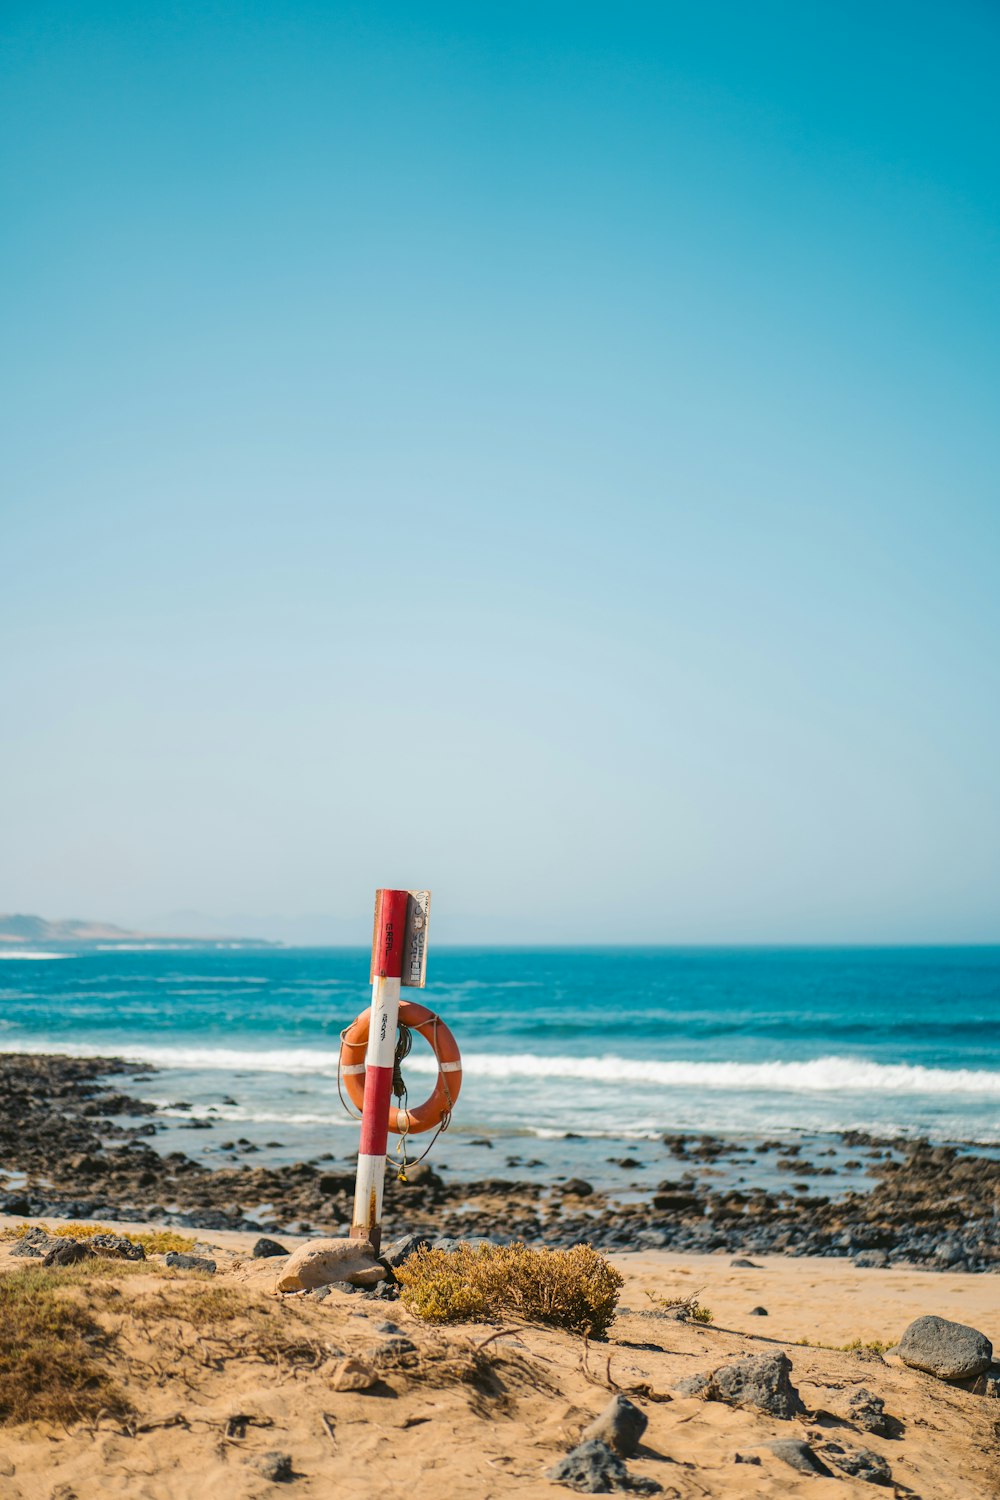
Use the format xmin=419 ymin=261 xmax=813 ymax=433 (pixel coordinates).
xmin=401 ymin=890 xmax=430 ymax=988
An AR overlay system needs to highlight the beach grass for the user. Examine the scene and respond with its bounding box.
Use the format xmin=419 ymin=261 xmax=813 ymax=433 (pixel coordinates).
xmin=0 ymin=1221 xmax=196 ymax=1254
xmin=0 ymin=1263 xmax=134 ymax=1426
xmin=396 ymin=1240 xmax=623 ymax=1338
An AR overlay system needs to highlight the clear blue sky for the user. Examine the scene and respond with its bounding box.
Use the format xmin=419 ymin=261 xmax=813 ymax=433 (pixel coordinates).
xmin=2 ymin=2 xmax=998 ymax=943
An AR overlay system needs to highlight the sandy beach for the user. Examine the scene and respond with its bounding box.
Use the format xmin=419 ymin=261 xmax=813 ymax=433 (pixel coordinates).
xmin=2 ymin=1054 xmax=997 ymax=1498
xmin=2 ymin=1215 xmax=998 ymax=1500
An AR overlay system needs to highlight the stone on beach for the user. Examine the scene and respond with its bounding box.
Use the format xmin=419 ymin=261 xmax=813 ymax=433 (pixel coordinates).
xmin=545 ymin=1439 xmax=660 ymax=1494
xmin=43 ymin=1238 xmax=94 ymax=1267
xmin=849 ymin=1387 xmax=889 ymax=1435
xmin=854 ymin=1250 xmax=889 ymax=1268
xmin=897 ymin=1314 xmax=992 ymax=1381
xmin=822 ymin=1444 xmax=892 ymax=1484
xmin=380 ymin=1232 xmax=430 ymax=1269
xmin=251 ymin=1236 xmax=289 ymax=1259
xmin=276 ymin=1237 xmax=387 ymax=1292
xmin=330 ymin=1356 xmax=379 ymax=1391
xmin=679 ymin=1350 xmax=803 ymax=1418
xmin=765 ymin=1439 xmax=833 ymax=1477
xmin=580 ymin=1394 xmax=648 ymax=1457
xmin=11 ymin=1227 xmax=56 ymax=1258
xmin=165 ymin=1251 xmax=217 ymax=1273
xmin=90 ymin=1233 xmax=145 ymax=1260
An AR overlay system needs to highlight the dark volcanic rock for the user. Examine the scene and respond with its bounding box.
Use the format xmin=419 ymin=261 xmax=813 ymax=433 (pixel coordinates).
xmin=651 ymin=1193 xmax=701 ymax=1213
xmin=545 ymin=1440 xmax=660 ymax=1494
xmin=823 ymin=1444 xmax=892 ymax=1484
xmin=765 ymin=1439 xmax=833 ymax=1477
xmin=854 ymin=1250 xmax=889 ymax=1269
xmin=580 ymin=1395 xmax=648 ymax=1458
xmin=43 ymin=1238 xmax=94 ymax=1267
xmin=10 ymin=1227 xmax=55 ymax=1258
xmin=675 ymin=1371 xmax=711 ymax=1397
xmin=251 ymin=1237 xmax=289 ymax=1259
xmin=705 ymin=1351 xmax=803 ymax=1418
xmin=90 ymin=1233 xmax=145 ymax=1261
xmin=380 ymin=1232 xmax=430 ymax=1269
xmin=849 ymin=1387 xmax=889 ymax=1435
xmin=165 ymin=1251 xmax=217 ymax=1273
xmin=898 ymin=1315 xmax=992 ymax=1381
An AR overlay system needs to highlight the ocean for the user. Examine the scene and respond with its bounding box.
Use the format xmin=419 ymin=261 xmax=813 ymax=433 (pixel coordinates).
xmin=2 ymin=946 xmax=998 ymax=1188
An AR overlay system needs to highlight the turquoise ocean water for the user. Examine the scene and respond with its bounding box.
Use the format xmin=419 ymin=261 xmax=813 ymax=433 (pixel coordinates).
xmin=2 ymin=947 xmax=998 ymax=1184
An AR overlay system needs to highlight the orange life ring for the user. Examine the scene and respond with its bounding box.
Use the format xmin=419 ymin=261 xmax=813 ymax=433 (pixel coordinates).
xmin=340 ymin=1001 xmax=462 ymax=1135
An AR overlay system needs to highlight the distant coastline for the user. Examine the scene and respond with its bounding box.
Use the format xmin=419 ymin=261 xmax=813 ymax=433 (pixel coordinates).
xmin=0 ymin=913 xmax=281 ymax=951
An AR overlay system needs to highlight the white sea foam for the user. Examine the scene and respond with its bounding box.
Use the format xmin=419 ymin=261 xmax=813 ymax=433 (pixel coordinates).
xmin=3 ymin=1038 xmax=998 ymax=1097
xmin=0 ymin=951 xmax=69 ymax=960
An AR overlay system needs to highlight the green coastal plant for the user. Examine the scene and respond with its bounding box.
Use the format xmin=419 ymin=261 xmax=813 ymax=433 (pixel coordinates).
xmin=396 ymin=1241 xmax=623 ymax=1338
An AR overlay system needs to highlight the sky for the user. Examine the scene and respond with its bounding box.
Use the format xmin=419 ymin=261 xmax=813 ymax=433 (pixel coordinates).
xmin=2 ymin=1 xmax=998 ymax=945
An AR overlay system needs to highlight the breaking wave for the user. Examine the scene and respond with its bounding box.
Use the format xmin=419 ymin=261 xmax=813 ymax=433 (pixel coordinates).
xmin=0 ymin=951 xmax=69 ymax=960
xmin=3 ymin=1038 xmax=998 ymax=1097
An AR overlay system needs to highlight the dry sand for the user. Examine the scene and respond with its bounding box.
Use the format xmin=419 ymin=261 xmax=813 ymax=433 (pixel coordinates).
xmin=1 ymin=1214 xmax=997 ymax=1500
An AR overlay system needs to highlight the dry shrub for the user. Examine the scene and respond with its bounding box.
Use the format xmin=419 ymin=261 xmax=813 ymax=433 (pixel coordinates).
xmin=645 ymin=1289 xmax=714 ymax=1323
xmin=130 ymin=1285 xmax=333 ymax=1371
xmin=0 ymin=1266 xmax=132 ymax=1426
xmin=0 ymin=1223 xmax=36 ymax=1241
xmin=396 ymin=1241 xmax=623 ymax=1338
xmin=1 ymin=1222 xmax=196 ymax=1254
xmin=51 ymin=1223 xmax=196 ymax=1254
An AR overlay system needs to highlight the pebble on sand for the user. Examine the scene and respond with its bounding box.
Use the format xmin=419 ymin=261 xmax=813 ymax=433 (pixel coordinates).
xmin=330 ymin=1356 xmax=379 ymax=1392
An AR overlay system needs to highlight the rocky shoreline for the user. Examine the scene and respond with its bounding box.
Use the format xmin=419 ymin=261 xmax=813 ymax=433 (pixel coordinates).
xmin=1 ymin=1052 xmax=997 ymax=1271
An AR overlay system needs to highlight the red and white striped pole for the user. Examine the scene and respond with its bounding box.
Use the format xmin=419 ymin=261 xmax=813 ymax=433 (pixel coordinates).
xmin=349 ymin=888 xmax=410 ymax=1253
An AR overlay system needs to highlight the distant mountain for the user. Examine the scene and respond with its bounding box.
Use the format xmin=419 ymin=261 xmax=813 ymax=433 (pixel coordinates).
xmin=0 ymin=913 xmax=281 ymax=950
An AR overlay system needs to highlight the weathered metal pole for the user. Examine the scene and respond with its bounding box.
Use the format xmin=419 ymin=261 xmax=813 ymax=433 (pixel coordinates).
xmin=349 ymin=888 xmax=410 ymax=1253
